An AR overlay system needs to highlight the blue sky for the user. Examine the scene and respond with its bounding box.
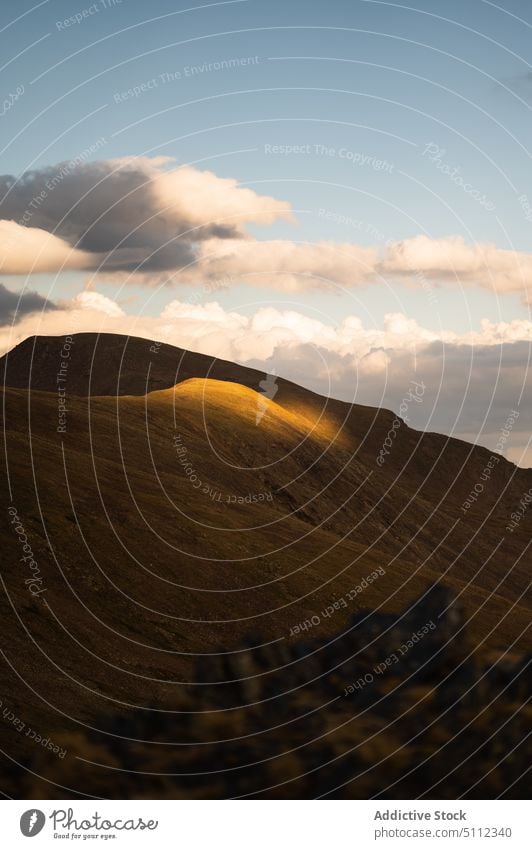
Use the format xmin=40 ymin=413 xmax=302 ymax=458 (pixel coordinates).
xmin=3 ymin=1 xmax=532 ymax=278
xmin=1 ymin=0 xmax=531 ymax=462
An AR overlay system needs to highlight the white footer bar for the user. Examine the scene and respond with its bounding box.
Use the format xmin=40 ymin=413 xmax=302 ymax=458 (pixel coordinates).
xmin=2 ymin=800 xmax=527 ymax=848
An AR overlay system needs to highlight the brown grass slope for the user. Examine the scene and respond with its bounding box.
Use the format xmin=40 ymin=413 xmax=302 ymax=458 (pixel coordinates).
xmin=0 ymin=332 xmax=530 ymax=798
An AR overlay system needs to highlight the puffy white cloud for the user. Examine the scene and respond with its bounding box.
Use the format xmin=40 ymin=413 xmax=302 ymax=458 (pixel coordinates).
xmin=148 ymin=164 xmax=293 ymax=230
xmin=383 ymin=235 xmax=532 ymax=298
xmin=0 ymin=220 xmax=92 ymax=274
xmin=71 ymin=290 xmax=125 ymax=317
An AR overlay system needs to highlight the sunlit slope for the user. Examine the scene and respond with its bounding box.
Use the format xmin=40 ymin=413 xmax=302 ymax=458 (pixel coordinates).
xmin=3 ymin=374 xmax=530 ymax=650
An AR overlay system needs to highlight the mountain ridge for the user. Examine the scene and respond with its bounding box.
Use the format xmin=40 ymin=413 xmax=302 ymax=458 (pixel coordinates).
xmin=1 ymin=331 xmax=526 ymax=471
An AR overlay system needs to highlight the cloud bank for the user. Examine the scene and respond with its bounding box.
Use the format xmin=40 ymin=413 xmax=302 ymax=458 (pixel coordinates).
xmin=0 ymin=157 xmax=531 ymax=300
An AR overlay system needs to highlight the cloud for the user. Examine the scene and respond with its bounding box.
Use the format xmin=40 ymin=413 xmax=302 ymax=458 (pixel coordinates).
xmin=1 ymin=157 xmax=532 ymax=300
xmin=0 ymin=157 xmax=292 ymax=275
xmin=0 ymin=220 xmax=93 ymax=274
xmin=383 ymin=235 xmax=532 ymax=297
xmin=72 ymin=290 xmax=125 ymax=317
xmin=1 ymin=155 xmax=532 ymax=305
xmin=179 ymin=238 xmax=380 ymax=291
xmin=103 ymin=233 xmax=532 ymax=302
xmin=0 ymin=281 xmax=57 ymax=325
xmin=129 ymin=233 xmax=532 ymax=299
xmin=1 ymin=294 xmax=530 ymax=465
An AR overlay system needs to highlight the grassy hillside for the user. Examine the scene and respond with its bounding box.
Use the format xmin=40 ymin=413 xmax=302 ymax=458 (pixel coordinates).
xmin=1 ymin=334 xmax=530 ymax=798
